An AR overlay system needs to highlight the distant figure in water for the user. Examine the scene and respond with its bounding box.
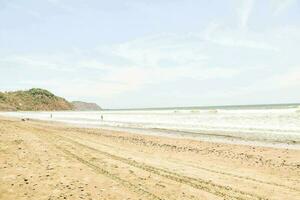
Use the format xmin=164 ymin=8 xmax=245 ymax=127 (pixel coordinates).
xmin=50 ymin=114 xmax=52 ymax=119
xmin=101 ymin=115 xmax=103 ymax=121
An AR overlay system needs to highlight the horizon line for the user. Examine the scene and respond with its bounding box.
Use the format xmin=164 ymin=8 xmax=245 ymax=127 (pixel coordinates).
xmin=102 ymin=102 xmax=300 ymax=111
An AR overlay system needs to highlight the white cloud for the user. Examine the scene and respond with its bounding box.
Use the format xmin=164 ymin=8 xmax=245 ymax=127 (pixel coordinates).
xmin=270 ymin=0 xmax=296 ymax=15
xmin=203 ymin=23 xmax=279 ymax=51
xmin=234 ymin=0 xmax=255 ymax=29
xmin=222 ymin=67 xmax=300 ymax=98
xmin=85 ymin=33 xmax=241 ymax=97
xmin=4 ymin=2 xmax=42 ymax=19
xmin=4 ymin=22 xmax=299 ymax=101
xmin=46 ymin=0 xmax=74 ymax=12
xmin=0 ymin=55 xmax=74 ymax=72
xmin=1 ymin=1 xmax=300 ymax=106
xmin=104 ymin=65 xmax=238 ymax=87
xmin=277 ymin=68 xmax=300 ymax=88
xmin=108 ymin=33 xmax=208 ymax=68
xmin=0 ymin=31 xmax=242 ymax=99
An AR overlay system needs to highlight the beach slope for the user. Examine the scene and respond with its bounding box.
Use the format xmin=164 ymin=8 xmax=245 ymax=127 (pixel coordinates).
xmin=0 ymin=117 xmax=299 ymax=200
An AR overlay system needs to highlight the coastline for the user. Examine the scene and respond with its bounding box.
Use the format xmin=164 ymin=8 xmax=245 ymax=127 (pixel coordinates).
xmin=1 ymin=111 xmax=300 ymax=150
xmin=0 ymin=116 xmax=299 ymax=199
xmin=1 ymin=105 xmax=299 ymax=150
xmin=81 ymin=125 xmax=300 ymax=150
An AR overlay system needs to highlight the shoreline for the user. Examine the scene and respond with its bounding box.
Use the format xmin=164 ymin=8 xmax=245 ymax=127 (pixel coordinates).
xmin=86 ymin=125 xmax=300 ymax=150
xmin=5 ymin=115 xmax=300 ymax=150
xmin=0 ymin=116 xmax=299 ymax=199
xmin=1 ymin=108 xmax=300 ymax=150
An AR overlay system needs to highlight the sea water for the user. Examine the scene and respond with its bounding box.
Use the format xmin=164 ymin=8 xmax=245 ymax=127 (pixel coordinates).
xmin=1 ymin=104 xmax=300 ymax=148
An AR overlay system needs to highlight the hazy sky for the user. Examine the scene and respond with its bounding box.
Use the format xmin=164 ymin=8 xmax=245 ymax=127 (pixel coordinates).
xmin=0 ymin=0 xmax=299 ymax=108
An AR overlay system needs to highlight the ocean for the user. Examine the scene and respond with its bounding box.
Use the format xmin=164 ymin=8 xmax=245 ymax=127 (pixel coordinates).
xmin=1 ymin=103 xmax=300 ymax=149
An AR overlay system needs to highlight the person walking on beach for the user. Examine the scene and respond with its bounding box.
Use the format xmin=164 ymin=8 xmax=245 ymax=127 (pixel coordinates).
xmin=101 ymin=115 xmax=103 ymax=121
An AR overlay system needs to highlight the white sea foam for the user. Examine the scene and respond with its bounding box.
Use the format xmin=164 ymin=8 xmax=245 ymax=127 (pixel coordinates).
xmin=1 ymin=105 xmax=300 ymax=147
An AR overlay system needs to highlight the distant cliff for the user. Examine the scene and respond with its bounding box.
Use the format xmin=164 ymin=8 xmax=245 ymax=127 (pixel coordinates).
xmin=72 ymin=101 xmax=102 ymax=111
xmin=0 ymin=88 xmax=73 ymax=111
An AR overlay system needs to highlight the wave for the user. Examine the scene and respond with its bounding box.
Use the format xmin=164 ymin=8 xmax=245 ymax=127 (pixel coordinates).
xmin=1 ymin=105 xmax=300 ymax=145
xmin=190 ymin=109 xmax=218 ymax=114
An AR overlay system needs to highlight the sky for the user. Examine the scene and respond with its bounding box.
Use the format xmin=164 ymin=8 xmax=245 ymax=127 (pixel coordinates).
xmin=0 ymin=0 xmax=300 ymax=108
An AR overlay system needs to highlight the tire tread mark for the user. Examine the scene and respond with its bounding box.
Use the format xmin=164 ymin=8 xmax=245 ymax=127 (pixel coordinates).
xmin=49 ymin=132 xmax=267 ymax=200
xmin=27 ymin=123 xmax=299 ymax=193
xmin=55 ymin=146 xmax=164 ymax=200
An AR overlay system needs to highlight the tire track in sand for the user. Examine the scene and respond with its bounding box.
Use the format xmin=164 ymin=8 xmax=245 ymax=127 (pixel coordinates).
xmin=29 ymin=123 xmax=298 ymax=193
xmin=56 ymin=146 xmax=164 ymax=200
xmin=67 ymin=130 xmax=300 ymax=193
xmin=36 ymin=130 xmax=267 ymax=200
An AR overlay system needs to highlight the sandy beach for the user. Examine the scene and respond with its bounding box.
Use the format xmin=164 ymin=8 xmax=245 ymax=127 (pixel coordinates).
xmin=0 ymin=117 xmax=299 ymax=200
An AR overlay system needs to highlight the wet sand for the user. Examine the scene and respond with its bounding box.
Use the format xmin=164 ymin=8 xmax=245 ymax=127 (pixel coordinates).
xmin=0 ymin=117 xmax=299 ymax=200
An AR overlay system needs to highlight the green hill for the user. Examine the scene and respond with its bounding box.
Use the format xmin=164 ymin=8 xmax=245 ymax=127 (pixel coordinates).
xmin=0 ymin=88 xmax=73 ymax=111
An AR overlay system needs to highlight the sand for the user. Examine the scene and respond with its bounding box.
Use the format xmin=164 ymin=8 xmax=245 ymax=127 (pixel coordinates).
xmin=0 ymin=117 xmax=299 ymax=200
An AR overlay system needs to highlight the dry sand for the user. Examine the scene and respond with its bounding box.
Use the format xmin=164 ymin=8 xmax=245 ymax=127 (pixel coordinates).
xmin=0 ymin=117 xmax=299 ymax=200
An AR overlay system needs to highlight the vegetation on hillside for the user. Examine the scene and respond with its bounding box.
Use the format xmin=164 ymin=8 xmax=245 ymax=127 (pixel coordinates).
xmin=0 ymin=88 xmax=74 ymax=111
